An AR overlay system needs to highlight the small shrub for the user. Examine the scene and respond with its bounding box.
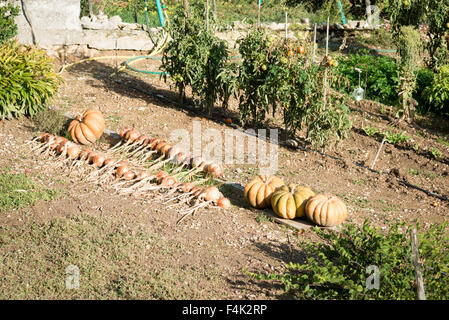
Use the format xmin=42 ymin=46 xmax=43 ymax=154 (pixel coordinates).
xmin=334 ymin=50 xmax=400 ymax=105
xmin=32 ymin=108 xmax=69 ymax=136
xmin=0 ymin=2 xmax=20 ymax=44
xmin=384 ymin=130 xmax=411 ymax=145
xmin=413 ymin=68 xmax=434 ymax=114
xmin=431 ymin=147 xmax=443 ymax=159
xmin=424 ymin=65 xmax=449 ymax=116
xmin=250 ymin=220 xmax=449 ymax=300
xmin=0 ymin=40 xmax=63 ymax=119
xmin=161 ymin=5 xmax=230 ymax=115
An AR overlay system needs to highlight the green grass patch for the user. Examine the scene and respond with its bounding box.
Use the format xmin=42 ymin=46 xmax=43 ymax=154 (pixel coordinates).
xmin=0 ymin=170 xmax=60 ymax=212
xmin=0 ymin=213 xmax=221 ymax=299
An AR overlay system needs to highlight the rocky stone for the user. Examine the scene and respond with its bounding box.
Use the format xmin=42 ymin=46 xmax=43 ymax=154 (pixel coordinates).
xmin=22 ymin=0 xmax=82 ymax=31
xmin=109 ymin=15 xmax=122 ymax=24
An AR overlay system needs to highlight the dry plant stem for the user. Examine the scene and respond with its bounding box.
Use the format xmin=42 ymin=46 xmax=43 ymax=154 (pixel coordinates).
xmin=110 ymin=140 xmax=133 ymax=154
xmin=85 ymin=162 xmax=116 ymax=181
xmin=166 ymin=192 xmax=197 ymax=208
xmin=145 ymin=154 xmax=165 ymax=168
xmin=176 ymin=208 xmax=199 ymax=225
xmin=177 ymin=201 xmax=214 ymax=225
xmin=118 ymin=176 xmax=157 ymax=194
xmin=137 ymin=149 xmax=158 ymax=159
xmin=126 ymin=144 xmax=149 ymax=157
xmin=108 ymin=140 xmax=125 ymax=152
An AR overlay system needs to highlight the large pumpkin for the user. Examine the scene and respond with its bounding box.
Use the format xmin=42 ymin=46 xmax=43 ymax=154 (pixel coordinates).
xmin=271 ymin=184 xmax=315 ymax=220
xmin=244 ymin=175 xmax=285 ymax=209
xmin=305 ymin=194 xmax=348 ymax=227
xmin=68 ymin=109 xmax=105 ymax=145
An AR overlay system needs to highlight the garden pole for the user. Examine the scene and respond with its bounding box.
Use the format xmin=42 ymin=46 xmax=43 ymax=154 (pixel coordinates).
xmin=370 ymin=136 xmax=386 ymax=170
xmin=323 ymin=16 xmax=330 ymax=111
xmin=206 ymin=0 xmax=210 ymax=31
xmin=213 ymin=0 xmax=217 ymax=21
xmin=285 ymin=10 xmax=288 ymax=40
xmin=312 ymin=23 xmax=317 ymax=63
xmin=258 ymin=0 xmax=261 ymax=27
xmin=411 ymin=228 xmax=426 ymax=300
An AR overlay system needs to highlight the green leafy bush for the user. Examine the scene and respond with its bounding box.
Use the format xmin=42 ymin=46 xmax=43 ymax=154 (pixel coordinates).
xmin=161 ymin=5 xmax=230 ymax=114
xmin=0 ymin=40 xmax=62 ymax=119
xmin=0 ymin=2 xmax=19 ymax=44
xmin=424 ymin=65 xmax=449 ymax=116
xmin=414 ymin=68 xmax=434 ymax=114
xmin=32 ymin=108 xmax=69 ymax=136
xmin=335 ymin=50 xmax=400 ymax=105
xmin=250 ymin=220 xmax=449 ymax=300
xmin=238 ymin=28 xmax=351 ymax=147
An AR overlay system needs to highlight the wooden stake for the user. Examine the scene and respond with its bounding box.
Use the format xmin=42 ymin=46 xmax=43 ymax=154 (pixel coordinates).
xmin=212 ymin=0 xmax=217 ymax=21
xmin=312 ymin=23 xmax=317 ymax=63
xmin=411 ymin=228 xmax=426 ymax=300
xmin=323 ymin=17 xmax=330 ymax=111
xmin=285 ymin=10 xmax=288 ymax=40
xmin=370 ymin=136 xmax=386 ymax=170
xmin=206 ymin=0 xmax=210 ymax=32
xmin=257 ymin=0 xmax=261 ymax=28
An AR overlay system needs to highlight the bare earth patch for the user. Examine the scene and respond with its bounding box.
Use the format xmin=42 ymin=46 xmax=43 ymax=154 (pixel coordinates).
xmin=0 ymin=50 xmax=448 ymax=299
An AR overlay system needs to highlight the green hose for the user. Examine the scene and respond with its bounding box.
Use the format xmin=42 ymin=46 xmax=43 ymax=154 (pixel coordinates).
xmin=125 ymin=56 xmax=168 ymax=75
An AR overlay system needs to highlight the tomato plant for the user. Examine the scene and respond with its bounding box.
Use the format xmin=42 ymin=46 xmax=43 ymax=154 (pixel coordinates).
xmin=161 ymin=4 xmax=230 ymax=114
xmin=237 ymin=28 xmax=351 ymax=147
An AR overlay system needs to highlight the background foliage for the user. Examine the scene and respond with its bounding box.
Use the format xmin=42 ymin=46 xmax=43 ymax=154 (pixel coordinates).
xmin=0 ymin=2 xmax=20 ymax=44
xmin=251 ymin=220 xmax=449 ymax=299
xmin=0 ymin=40 xmax=62 ymax=119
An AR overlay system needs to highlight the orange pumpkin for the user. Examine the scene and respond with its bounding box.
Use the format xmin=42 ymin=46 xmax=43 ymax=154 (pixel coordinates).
xmin=271 ymin=184 xmax=315 ymax=219
xmin=68 ymin=109 xmax=105 ymax=145
xmin=244 ymin=175 xmax=285 ymax=209
xmin=305 ymin=194 xmax=348 ymax=227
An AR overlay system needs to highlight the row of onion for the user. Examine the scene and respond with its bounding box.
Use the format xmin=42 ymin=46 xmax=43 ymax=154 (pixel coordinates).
xmin=36 ymin=132 xmax=230 ymax=209
xmin=116 ymin=128 xmax=224 ymax=179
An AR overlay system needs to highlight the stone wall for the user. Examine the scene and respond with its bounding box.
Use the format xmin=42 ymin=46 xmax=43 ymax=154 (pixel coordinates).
xmin=10 ymin=0 xmax=378 ymax=55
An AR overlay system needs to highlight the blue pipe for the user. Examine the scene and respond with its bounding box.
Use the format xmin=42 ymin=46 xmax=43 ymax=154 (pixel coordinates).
xmin=155 ymin=0 xmax=165 ymax=27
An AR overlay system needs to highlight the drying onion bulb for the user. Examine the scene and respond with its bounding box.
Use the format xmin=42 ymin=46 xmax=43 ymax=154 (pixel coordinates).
xmin=205 ymin=163 xmax=224 ymax=178
xmin=78 ymin=148 xmax=92 ymax=161
xmin=92 ymin=154 xmax=105 ymax=167
xmin=217 ymin=197 xmax=231 ymax=208
xmin=103 ymin=158 xmax=115 ymax=167
xmin=116 ymin=160 xmax=129 ymax=167
xmin=148 ymin=138 xmax=160 ymax=150
xmin=116 ymin=164 xmax=130 ymax=178
xmin=160 ymin=144 xmax=173 ymax=157
xmin=67 ymin=144 xmax=81 ymax=159
xmin=87 ymin=152 xmax=99 ymax=164
xmin=125 ymin=129 xmax=140 ymax=142
xmin=119 ymin=127 xmax=130 ymax=138
xmin=180 ymin=182 xmax=195 ymax=193
xmin=160 ymin=176 xmax=177 ymax=186
xmin=135 ymin=170 xmax=150 ymax=181
xmin=203 ymin=186 xmax=222 ymax=202
xmin=156 ymin=171 xmax=169 ymax=184
xmin=155 ymin=141 xmax=168 ymax=153
xmin=198 ymin=160 xmax=213 ymax=171
xmin=135 ymin=135 xmax=148 ymax=145
xmin=38 ymin=133 xmax=51 ymax=142
xmin=122 ymin=170 xmax=136 ymax=180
